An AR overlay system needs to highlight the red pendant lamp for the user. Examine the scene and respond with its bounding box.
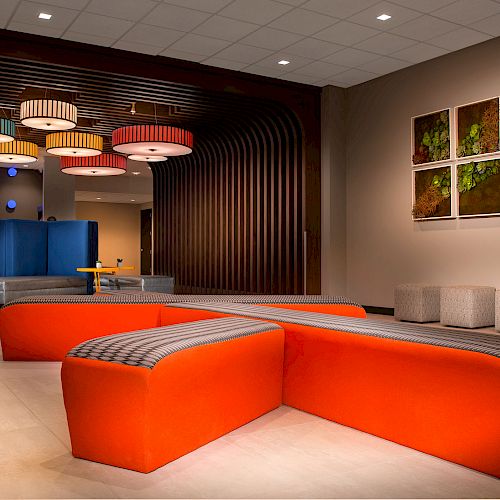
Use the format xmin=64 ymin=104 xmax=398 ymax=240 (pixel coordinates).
xmin=60 ymin=153 xmax=127 ymax=176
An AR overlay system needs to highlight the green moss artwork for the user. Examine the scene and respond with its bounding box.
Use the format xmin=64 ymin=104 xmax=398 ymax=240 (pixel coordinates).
xmin=413 ymin=166 xmax=452 ymax=219
xmin=457 ymin=98 xmax=499 ymax=158
xmin=458 ymin=158 xmax=500 ymax=216
xmin=413 ymin=110 xmax=450 ymax=165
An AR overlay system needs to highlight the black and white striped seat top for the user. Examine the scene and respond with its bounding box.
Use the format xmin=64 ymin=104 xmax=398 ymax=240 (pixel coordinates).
xmin=167 ymin=302 xmax=500 ymax=359
xmin=67 ymin=318 xmax=282 ymax=369
xmin=2 ymin=293 xmax=362 ymax=308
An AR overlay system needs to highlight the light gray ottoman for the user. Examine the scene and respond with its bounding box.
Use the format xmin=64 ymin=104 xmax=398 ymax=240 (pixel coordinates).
xmin=441 ymin=285 xmax=495 ymax=328
xmin=394 ymin=284 xmax=441 ymax=323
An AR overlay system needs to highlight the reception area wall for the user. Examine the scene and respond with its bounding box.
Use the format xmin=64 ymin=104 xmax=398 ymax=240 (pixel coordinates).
xmin=338 ymin=37 xmax=500 ymax=308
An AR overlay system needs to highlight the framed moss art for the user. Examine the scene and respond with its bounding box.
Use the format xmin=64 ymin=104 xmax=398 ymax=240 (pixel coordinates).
xmin=412 ymin=109 xmax=450 ymax=166
xmin=456 ymin=97 xmax=499 ymax=159
xmin=412 ymin=165 xmax=453 ymax=220
xmin=457 ymin=158 xmax=500 ymax=217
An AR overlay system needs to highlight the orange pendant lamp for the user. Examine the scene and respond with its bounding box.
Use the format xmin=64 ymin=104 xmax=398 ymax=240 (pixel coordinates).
xmin=46 ymin=132 xmax=103 ymax=157
xmin=0 ymin=140 xmax=38 ymax=163
xmin=60 ymin=153 xmax=127 ymax=176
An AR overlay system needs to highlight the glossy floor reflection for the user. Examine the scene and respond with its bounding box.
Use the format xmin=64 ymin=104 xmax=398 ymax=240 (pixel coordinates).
xmin=0 ymin=316 xmax=499 ymax=499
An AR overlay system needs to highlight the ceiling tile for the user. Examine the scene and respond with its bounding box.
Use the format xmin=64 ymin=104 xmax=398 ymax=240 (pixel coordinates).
xmin=7 ymin=20 xmax=64 ymax=37
xmin=34 ymin=0 xmax=88 ymax=8
xmin=387 ymin=0 xmax=455 ymax=13
xmin=390 ymin=15 xmax=459 ymax=41
xmin=285 ymin=38 xmax=344 ymax=58
xmin=278 ymin=72 xmax=320 ymax=84
xmin=432 ymin=0 xmax=500 ymax=24
xmin=141 ymin=3 xmax=211 ymax=32
xmin=239 ymin=27 xmax=303 ymax=50
xmin=429 ymin=27 xmax=492 ymax=50
xmin=113 ymin=40 xmax=164 ymax=55
xmin=212 ymin=43 xmax=274 ymax=63
xmin=314 ymin=21 xmax=380 ymax=45
xmin=69 ymin=13 xmax=134 ymax=38
xmin=331 ymin=67 xmax=378 ymax=84
xmin=240 ymin=64 xmax=286 ymax=77
xmin=193 ymin=16 xmax=259 ymax=41
xmin=354 ymin=32 xmax=416 ymax=55
xmin=347 ymin=1 xmax=421 ymax=29
xmin=255 ymin=52 xmax=314 ymax=70
xmin=322 ymin=47 xmax=381 ymax=66
xmin=470 ymin=12 xmax=500 ymax=36
xmin=218 ymin=0 xmax=293 ymax=25
xmin=63 ymin=31 xmax=117 ymax=47
xmin=0 ymin=0 xmax=18 ymax=28
xmin=275 ymin=0 xmax=309 ymax=5
xmin=268 ymin=8 xmax=338 ymax=35
xmin=302 ymin=0 xmax=380 ymax=19
xmin=202 ymin=57 xmax=248 ymax=70
xmin=85 ymin=0 xmax=158 ymax=21
xmin=120 ymin=24 xmax=185 ymax=47
xmin=294 ymin=60 xmax=349 ymax=77
xmin=160 ymin=48 xmax=206 ymax=62
xmin=168 ymin=34 xmax=231 ymax=56
xmin=391 ymin=42 xmax=449 ymax=63
xmin=11 ymin=1 xmax=80 ymax=30
xmin=161 ymin=0 xmax=233 ymax=13
xmin=357 ymin=55 xmax=411 ymax=73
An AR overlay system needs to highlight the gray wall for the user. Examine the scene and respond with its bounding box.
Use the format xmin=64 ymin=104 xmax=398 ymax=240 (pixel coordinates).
xmin=0 ymin=167 xmax=42 ymax=220
xmin=323 ymin=37 xmax=500 ymax=307
xmin=43 ymin=156 xmax=75 ymax=220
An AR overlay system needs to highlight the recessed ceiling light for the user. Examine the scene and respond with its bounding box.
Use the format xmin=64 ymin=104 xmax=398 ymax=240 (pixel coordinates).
xmin=132 ymin=171 xmax=141 ymax=175
xmin=131 ymin=199 xmax=136 ymax=202
xmin=278 ymin=60 xmax=290 ymax=65
xmin=377 ymin=13 xmax=391 ymax=21
xmin=38 ymin=12 xmax=52 ymax=20
xmin=96 ymin=197 xmax=101 ymax=200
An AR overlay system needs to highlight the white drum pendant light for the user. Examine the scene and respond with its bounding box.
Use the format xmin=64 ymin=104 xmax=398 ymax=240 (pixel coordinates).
xmin=20 ymin=99 xmax=77 ymax=130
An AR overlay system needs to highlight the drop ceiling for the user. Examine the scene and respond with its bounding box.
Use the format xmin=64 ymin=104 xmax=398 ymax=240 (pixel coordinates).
xmin=1 ymin=0 xmax=499 ymax=87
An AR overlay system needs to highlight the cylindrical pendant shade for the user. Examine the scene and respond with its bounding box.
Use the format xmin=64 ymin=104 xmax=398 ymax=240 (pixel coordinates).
xmin=20 ymin=99 xmax=77 ymax=130
xmin=128 ymin=154 xmax=168 ymax=162
xmin=60 ymin=153 xmax=127 ymax=176
xmin=0 ymin=118 xmax=15 ymax=143
xmin=112 ymin=125 xmax=193 ymax=156
xmin=0 ymin=140 xmax=38 ymax=163
xmin=46 ymin=132 xmax=103 ymax=156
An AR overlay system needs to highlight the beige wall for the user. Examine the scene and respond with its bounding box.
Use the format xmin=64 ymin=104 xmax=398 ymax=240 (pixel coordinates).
xmin=324 ymin=37 xmax=500 ymax=307
xmin=76 ymin=202 xmax=141 ymax=275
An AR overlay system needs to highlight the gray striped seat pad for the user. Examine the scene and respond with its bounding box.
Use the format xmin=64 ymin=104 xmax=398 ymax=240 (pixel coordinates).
xmin=67 ymin=318 xmax=282 ymax=369
xmin=2 ymin=294 xmax=361 ymax=308
xmin=167 ymin=303 xmax=500 ymax=359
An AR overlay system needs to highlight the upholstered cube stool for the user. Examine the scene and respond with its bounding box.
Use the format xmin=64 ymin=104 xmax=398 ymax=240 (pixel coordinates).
xmin=441 ymin=285 xmax=495 ymax=328
xmin=394 ymin=284 xmax=441 ymax=323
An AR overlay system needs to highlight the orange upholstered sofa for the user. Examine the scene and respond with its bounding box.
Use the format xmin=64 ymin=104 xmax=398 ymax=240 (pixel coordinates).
xmin=0 ymin=294 xmax=365 ymax=361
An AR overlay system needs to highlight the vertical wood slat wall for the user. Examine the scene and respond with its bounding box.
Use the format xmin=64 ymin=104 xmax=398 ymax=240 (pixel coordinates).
xmin=152 ymin=113 xmax=304 ymax=295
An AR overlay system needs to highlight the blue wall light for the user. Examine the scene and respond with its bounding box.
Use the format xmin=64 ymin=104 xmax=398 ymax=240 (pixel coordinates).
xmin=6 ymin=199 xmax=17 ymax=209
xmin=7 ymin=167 xmax=17 ymax=177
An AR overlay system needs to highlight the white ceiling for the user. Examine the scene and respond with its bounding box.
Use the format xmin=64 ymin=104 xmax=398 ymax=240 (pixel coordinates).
xmin=1 ymin=0 xmax=499 ymax=87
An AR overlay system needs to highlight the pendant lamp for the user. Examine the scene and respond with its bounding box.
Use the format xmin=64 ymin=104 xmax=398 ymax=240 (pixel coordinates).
xmin=46 ymin=132 xmax=103 ymax=156
xmin=112 ymin=125 xmax=193 ymax=157
xmin=128 ymin=154 xmax=168 ymax=162
xmin=0 ymin=118 xmax=16 ymax=143
xmin=0 ymin=140 xmax=38 ymax=163
xmin=20 ymin=99 xmax=77 ymax=130
xmin=60 ymin=153 xmax=127 ymax=176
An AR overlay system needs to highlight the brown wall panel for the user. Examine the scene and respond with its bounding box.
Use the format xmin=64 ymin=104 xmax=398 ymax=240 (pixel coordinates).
xmin=153 ymin=111 xmax=306 ymax=295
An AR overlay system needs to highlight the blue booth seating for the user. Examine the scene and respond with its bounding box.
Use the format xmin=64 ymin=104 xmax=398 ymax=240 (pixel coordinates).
xmin=0 ymin=220 xmax=98 ymax=304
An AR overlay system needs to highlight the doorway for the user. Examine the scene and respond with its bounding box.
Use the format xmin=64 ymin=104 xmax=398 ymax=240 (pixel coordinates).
xmin=141 ymin=208 xmax=152 ymax=275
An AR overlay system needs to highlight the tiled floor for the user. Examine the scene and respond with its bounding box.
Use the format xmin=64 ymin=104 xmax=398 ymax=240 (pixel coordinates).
xmin=0 ymin=314 xmax=499 ymax=499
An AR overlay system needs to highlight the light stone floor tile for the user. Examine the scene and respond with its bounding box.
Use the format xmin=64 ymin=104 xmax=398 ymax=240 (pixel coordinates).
xmin=0 ymin=316 xmax=499 ymax=498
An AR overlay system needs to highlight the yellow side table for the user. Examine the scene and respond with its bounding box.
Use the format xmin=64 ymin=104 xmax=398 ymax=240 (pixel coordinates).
xmin=76 ymin=266 xmax=134 ymax=293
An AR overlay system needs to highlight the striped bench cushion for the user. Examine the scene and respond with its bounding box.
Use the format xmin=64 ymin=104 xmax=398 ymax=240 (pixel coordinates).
xmin=2 ymin=293 xmax=361 ymax=308
xmin=167 ymin=302 xmax=500 ymax=359
xmin=67 ymin=318 xmax=282 ymax=369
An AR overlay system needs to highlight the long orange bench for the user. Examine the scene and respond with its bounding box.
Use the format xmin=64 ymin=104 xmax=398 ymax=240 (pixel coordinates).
xmin=158 ymin=302 xmax=500 ymax=478
xmin=0 ymin=294 xmax=365 ymax=361
xmin=62 ymin=317 xmax=284 ymax=473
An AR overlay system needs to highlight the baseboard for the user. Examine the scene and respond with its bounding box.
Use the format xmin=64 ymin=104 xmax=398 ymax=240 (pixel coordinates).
xmin=363 ymin=305 xmax=394 ymax=316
